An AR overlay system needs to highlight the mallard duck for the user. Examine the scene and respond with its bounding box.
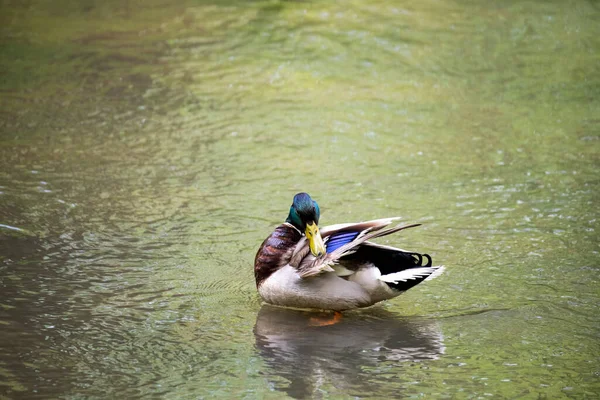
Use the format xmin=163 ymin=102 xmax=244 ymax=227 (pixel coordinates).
xmin=254 ymin=193 xmax=444 ymax=311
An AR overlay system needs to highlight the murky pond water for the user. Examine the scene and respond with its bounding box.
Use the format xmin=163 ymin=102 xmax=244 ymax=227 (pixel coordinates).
xmin=1 ymin=0 xmax=599 ymax=398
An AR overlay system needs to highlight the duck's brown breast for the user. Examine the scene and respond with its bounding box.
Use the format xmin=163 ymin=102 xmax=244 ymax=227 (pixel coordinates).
xmin=254 ymin=224 xmax=302 ymax=287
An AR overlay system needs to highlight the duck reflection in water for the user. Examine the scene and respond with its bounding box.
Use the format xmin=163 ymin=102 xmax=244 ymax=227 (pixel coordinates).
xmin=253 ymin=305 xmax=445 ymax=399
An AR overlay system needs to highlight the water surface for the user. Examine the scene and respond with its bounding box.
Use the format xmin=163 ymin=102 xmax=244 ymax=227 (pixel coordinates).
xmin=1 ymin=0 xmax=599 ymax=398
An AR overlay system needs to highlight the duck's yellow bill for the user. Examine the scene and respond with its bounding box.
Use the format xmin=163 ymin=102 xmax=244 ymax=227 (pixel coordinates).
xmin=305 ymin=222 xmax=326 ymax=257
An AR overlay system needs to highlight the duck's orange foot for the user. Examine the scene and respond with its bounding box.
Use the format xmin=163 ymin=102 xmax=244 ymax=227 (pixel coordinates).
xmin=309 ymin=311 xmax=343 ymax=327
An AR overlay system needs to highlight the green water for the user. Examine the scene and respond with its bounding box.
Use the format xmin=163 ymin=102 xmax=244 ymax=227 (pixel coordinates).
xmin=1 ymin=0 xmax=599 ymax=398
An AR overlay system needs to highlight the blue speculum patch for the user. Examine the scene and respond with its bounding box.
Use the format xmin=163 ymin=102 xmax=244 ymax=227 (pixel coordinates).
xmin=326 ymin=231 xmax=360 ymax=253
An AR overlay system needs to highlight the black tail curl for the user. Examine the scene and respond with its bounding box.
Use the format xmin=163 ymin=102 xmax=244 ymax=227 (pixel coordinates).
xmin=405 ymin=252 xmax=432 ymax=268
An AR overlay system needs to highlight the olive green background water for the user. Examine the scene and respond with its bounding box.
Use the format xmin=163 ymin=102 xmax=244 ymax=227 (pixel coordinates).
xmin=1 ymin=0 xmax=599 ymax=398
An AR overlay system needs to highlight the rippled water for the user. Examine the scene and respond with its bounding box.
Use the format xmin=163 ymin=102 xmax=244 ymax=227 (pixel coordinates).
xmin=1 ymin=0 xmax=599 ymax=398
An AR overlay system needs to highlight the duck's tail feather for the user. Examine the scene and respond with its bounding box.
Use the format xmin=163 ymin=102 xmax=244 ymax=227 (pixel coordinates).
xmin=379 ymin=265 xmax=445 ymax=291
xmin=339 ymin=240 xmax=443 ymax=291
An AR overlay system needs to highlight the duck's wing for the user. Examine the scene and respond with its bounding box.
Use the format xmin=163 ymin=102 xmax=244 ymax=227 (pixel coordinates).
xmin=290 ymin=218 xmax=421 ymax=278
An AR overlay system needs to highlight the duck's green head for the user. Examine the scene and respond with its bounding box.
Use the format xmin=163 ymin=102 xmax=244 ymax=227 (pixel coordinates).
xmin=286 ymin=192 xmax=326 ymax=257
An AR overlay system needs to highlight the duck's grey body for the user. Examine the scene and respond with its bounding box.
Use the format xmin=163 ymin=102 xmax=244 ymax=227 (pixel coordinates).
xmin=258 ymin=265 xmax=372 ymax=310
